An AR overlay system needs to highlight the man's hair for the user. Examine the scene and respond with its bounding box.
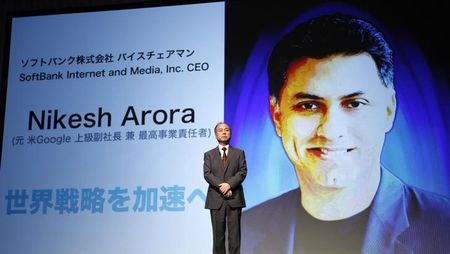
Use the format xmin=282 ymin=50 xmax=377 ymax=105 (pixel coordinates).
xmin=268 ymin=13 xmax=394 ymax=100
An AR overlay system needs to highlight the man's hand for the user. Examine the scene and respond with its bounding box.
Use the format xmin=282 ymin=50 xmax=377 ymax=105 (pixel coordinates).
xmin=224 ymin=190 xmax=233 ymax=198
xmin=219 ymin=183 xmax=231 ymax=195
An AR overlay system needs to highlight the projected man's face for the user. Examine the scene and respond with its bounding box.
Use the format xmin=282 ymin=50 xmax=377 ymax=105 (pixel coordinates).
xmin=270 ymin=53 xmax=396 ymax=189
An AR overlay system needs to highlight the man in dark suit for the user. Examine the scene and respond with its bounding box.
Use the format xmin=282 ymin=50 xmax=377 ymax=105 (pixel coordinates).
xmin=204 ymin=122 xmax=247 ymax=254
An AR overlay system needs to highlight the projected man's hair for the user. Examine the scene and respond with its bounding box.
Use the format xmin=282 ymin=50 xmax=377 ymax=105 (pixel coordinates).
xmin=268 ymin=13 xmax=394 ymax=100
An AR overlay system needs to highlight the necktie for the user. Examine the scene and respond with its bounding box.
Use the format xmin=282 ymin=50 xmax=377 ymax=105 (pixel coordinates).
xmin=222 ymin=147 xmax=227 ymax=167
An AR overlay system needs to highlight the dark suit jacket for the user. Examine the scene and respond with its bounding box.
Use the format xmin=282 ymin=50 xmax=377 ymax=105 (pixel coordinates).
xmin=204 ymin=146 xmax=247 ymax=209
xmin=242 ymin=168 xmax=450 ymax=254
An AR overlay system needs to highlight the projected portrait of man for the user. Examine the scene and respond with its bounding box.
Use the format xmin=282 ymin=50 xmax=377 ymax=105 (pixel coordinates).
xmin=242 ymin=13 xmax=450 ymax=254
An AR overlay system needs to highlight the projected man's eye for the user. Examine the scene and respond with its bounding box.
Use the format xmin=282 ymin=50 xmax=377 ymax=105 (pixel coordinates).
xmin=293 ymin=101 xmax=324 ymax=114
xmin=301 ymin=102 xmax=317 ymax=110
xmin=342 ymin=99 xmax=368 ymax=110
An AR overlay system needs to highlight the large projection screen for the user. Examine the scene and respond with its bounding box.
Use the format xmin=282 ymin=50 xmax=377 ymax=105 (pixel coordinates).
xmin=1 ymin=0 xmax=449 ymax=253
xmin=0 ymin=2 xmax=224 ymax=254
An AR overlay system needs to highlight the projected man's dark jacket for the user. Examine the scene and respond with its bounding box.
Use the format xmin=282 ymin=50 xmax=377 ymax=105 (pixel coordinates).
xmin=242 ymin=168 xmax=450 ymax=254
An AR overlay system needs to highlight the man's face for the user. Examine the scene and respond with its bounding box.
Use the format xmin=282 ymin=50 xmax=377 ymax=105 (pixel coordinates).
xmin=270 ymin=53 xmax=396 ymax=189
xmin=215 ymin=123 xmax=231 ymax=145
